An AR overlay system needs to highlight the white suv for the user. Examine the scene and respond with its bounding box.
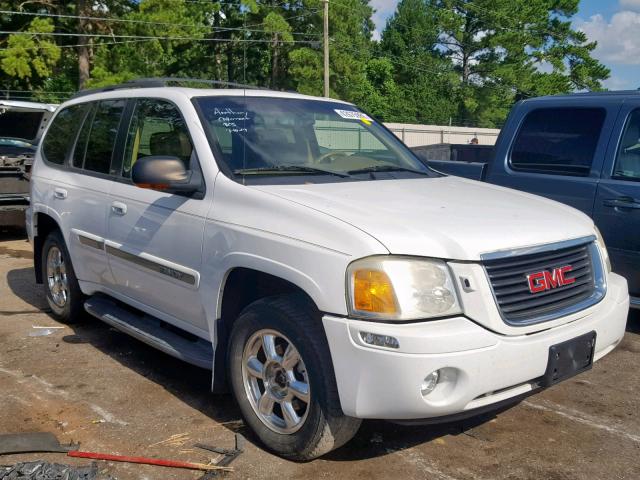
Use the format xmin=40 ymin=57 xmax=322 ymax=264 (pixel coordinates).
xmin=27 ymin=80 xmax=629 ymax=460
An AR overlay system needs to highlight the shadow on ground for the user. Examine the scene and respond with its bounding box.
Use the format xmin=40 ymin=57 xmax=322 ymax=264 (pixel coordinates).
xmin=5 ymin=260 xmax=640 ymax=461
xmin=5 ymin=267 xmax=48 ymax=313
xmin=0 ymin=227 xmax=28 ymax=241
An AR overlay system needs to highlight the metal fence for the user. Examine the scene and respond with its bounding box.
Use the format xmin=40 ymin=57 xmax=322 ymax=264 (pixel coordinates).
xmin=384 ymin=123 xmax=500 ymax=147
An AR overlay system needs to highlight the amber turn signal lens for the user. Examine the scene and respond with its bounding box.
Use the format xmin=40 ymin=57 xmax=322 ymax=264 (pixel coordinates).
xmin=352 ymin=269 xmax=397 ymax=314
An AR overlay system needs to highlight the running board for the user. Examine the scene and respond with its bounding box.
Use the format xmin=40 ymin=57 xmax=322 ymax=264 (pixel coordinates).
xmin=84 ymin=295 xmax=213 ymax=369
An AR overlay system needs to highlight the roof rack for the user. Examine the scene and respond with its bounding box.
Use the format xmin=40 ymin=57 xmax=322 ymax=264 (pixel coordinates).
xmin=70 ymin=77 xmax=266 ymax=99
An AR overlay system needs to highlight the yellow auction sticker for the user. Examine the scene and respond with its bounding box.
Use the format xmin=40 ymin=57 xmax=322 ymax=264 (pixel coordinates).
xmin=334 ymin=109 xmax=373 ymax=125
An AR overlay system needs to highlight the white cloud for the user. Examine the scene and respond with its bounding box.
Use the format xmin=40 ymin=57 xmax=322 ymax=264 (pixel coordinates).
xmin=369 ymin=0 xmax=400 ymax=41
xmin=576 ymin=11 xmax=640 ymax=65
xmin=620 ymin=0 xmax=640 ymax=11
xmin=603 ymin=75 xmax=634 ymax=90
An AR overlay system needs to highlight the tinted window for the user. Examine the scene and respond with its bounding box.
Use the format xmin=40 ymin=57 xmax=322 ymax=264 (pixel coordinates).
xmin=613 ymin=109 xmax=640 ymax=181
xmin=74 ymin=99 xmax=125 ymax=174
xmin=453 ymin=145 xmax=494 ymax=163
xmin=72 ymin=104 xmax=94 ymax=169
xmin=42 ymin=105 xmax=87 ymax=165
xmin=510 ymin=108 xmax=605 ymax=177
xmin=122 ymin=99 xmax=193 ymax=178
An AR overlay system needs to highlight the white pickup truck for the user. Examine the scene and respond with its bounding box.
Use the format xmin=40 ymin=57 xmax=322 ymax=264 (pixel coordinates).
xmin=27 ymin=80 xmax=629 ymax=460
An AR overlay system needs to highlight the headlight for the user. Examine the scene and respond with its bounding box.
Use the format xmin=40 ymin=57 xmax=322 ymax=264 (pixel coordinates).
xmin=594 ymin=226 xmax=612 ymax=273
xmin=346 ymin=256 xmax=462 ymax=321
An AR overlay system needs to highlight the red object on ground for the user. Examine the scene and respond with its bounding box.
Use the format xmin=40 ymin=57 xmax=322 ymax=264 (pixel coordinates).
xmin=67 ymin=450 xmax=220 ymax=471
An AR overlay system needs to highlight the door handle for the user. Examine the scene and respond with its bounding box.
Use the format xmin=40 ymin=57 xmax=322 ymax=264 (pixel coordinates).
xmin=111 ymin=201 xmax=127 ymax=216
xmin=53 ymin=188 xmax=67 ymax=200
xmin=603 ymin=197 xmax=640 ymax=210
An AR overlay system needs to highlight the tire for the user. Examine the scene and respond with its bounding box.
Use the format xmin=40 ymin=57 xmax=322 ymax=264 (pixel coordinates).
xmin=227 ymin=294 xmax=361 ymax=460
xmin=41 ymin=229 xmax=85 ymax=323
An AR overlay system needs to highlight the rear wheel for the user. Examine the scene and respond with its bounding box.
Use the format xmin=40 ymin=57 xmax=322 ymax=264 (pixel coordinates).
xmin=228 ymin=294 xmax=361 ymax=460
xmin=41 ymin=230 xmax=85 ymax=323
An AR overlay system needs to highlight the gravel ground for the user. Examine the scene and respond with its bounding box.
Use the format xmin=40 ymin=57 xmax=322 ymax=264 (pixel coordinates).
xmin=1 ymin=232 xmax=639 ymax=480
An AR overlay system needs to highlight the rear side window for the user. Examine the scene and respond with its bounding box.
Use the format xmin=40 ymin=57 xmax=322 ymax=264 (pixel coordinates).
xmin=73 ymin=99 xmax=126 ymax=174
xmin=42 ymin=105 xmax=87 ymax=165
xmin=510 ymin=108 xmax=606 ymax=177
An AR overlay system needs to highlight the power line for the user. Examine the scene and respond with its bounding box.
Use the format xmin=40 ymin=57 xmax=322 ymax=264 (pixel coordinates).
xmin=0 ymin=30 xmax=320 ymax=43
xmin=182 ymin=0 xmax=302 ymax=8
xmin=0 ymin=38 xmax=170 ymax=52
xmin=244 ymin=8 xmax=320 ymax=29
xmin=0 ymin=9 xmax=204 ymax=29
xmin=0 ymin=9 xmax=322 ymax=37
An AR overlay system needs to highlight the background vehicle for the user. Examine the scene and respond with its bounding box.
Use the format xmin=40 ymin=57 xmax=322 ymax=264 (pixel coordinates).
xmin=412 ymin=142 xmax=494 ymax=164
xmin=27 ymin=80 xmax=628 ymax=460
xmin=416 ymin=91 xmax=640 ymax=307
xmin=0 ymin=100 xmax=56 ymax=229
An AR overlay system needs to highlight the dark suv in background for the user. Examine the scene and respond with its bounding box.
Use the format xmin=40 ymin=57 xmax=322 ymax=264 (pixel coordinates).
xmin=418 ymin=91 xmax=640 ymax=308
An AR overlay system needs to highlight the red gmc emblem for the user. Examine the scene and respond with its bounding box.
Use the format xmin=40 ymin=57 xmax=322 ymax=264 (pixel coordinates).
xmin=527 ymin=266 xmax=575 ymax=293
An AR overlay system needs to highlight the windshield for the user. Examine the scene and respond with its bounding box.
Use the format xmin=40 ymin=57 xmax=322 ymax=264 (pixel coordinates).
xmin=194 ymin=96 xmax=431 ymax=180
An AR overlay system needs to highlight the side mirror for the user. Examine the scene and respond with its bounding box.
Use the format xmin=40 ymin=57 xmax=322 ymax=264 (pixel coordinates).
xmin=131 ymin=156 xmax=201 ymax=193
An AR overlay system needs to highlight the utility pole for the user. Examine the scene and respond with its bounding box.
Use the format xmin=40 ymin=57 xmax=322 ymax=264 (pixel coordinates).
xmin=323 ymin=0 xmax=329 ymax=97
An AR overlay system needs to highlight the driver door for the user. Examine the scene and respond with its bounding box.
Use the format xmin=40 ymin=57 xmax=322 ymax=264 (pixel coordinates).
xmin=593 ymin=104 xmax=640 ymax=298
xmin=105 ymin=98 xmax=212 ymax=336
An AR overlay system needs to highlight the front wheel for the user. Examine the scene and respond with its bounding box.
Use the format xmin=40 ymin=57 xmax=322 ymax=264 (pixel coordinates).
xmin=227 ymin=294 xmax=361 ymax=460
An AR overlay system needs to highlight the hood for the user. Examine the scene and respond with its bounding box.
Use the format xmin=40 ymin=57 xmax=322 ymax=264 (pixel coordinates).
xmin=253 ymin=176 xmax=595 ymax=261
xmin=0 ymin=100 xmax=57 ymax=144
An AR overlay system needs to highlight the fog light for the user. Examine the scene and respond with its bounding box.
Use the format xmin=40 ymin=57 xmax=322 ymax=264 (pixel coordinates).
xmin=359 ymin=331 xmax=400 ymax=349
xmin=420 ymin=370 xmax=440 ymax=397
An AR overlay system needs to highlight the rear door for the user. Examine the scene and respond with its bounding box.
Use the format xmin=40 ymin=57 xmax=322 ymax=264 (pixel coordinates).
xmin=106 ymin=98 xmax=210 ymax=336
xmin=489 ymin=100 xmax=620 ymax=216
xmin=593 ymin=102 xmax=640 ymax=298
xmin=49 ymin=99 xmax=126 ymax=287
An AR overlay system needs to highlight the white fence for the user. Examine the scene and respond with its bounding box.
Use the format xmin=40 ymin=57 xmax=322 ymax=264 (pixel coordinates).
xmin=384 ymin=123 xmax=500 ymax=147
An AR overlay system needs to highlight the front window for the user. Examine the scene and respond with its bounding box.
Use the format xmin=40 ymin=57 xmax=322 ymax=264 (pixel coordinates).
xmin=122 ymin=99 xmax=194 ymax=178
xmin=194 ymin=96 xmax=431 ymax=181
xmin=613 ymin=109 xmax=640 ymax=181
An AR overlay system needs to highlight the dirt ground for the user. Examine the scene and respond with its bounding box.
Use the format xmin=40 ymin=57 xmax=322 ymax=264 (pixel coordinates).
xmin=1 ymin=231 xmax=639 ymax=480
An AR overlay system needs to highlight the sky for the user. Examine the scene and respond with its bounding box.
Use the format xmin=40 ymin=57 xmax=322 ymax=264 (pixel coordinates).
xmin=369 ymin=0 xmax=640 ymax=90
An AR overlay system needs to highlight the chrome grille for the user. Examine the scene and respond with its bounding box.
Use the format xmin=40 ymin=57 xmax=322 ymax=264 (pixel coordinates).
xmin=483 ymin=238 xmax=603 ymax=325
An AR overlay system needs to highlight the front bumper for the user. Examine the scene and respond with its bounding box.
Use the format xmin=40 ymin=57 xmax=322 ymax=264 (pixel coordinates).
xmin=323 ymin=272 xmax=629 ymax=420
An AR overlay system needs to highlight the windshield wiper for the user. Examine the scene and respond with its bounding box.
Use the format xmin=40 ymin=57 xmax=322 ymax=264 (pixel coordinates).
xmin=234 ymin=165 xmax=351 ymax=178
xmin=347 ymin=165 xmax=430 ymax=176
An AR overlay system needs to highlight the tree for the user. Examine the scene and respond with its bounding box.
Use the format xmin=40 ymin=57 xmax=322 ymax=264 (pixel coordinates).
xmin=380 ymin=0 xmax=610 ymax=127
xmin=0 ymin=0 xmax=610 ymax=128
xmin=0 ymin=18 xmax=61 ymax=90
xmin=433 ymin=0 xmax=609 ymax=126
xmin=379 ymin=0 xmax=459 ymax=124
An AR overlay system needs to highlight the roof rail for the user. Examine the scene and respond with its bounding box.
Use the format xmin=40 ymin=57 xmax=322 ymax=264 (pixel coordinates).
xmin=539 ymin=89 xmax=640 ymax=99
xmin=70 ymin=77 xmax=266 ymax=99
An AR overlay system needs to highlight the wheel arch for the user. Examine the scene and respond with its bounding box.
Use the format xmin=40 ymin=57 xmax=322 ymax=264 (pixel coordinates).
xmin=33 ymin=211 xmax=63 ymax=284
xmin=212 ymin=266 xmax=323 ymax=392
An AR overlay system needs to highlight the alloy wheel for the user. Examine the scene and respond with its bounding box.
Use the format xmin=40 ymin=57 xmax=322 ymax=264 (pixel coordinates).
xmin=241 ymin=329 xmax=311 ymax=434
xmin=46 ymin=246 xmax=68 ymax=308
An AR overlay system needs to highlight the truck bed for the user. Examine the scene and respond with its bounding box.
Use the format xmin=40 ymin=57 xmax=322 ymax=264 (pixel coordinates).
xmin=426 ymin=160 xmax=486 ymax=180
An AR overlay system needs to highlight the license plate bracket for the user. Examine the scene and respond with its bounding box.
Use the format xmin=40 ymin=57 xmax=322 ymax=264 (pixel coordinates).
xmin=541 ymin=331 xmax=596 ymax=387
